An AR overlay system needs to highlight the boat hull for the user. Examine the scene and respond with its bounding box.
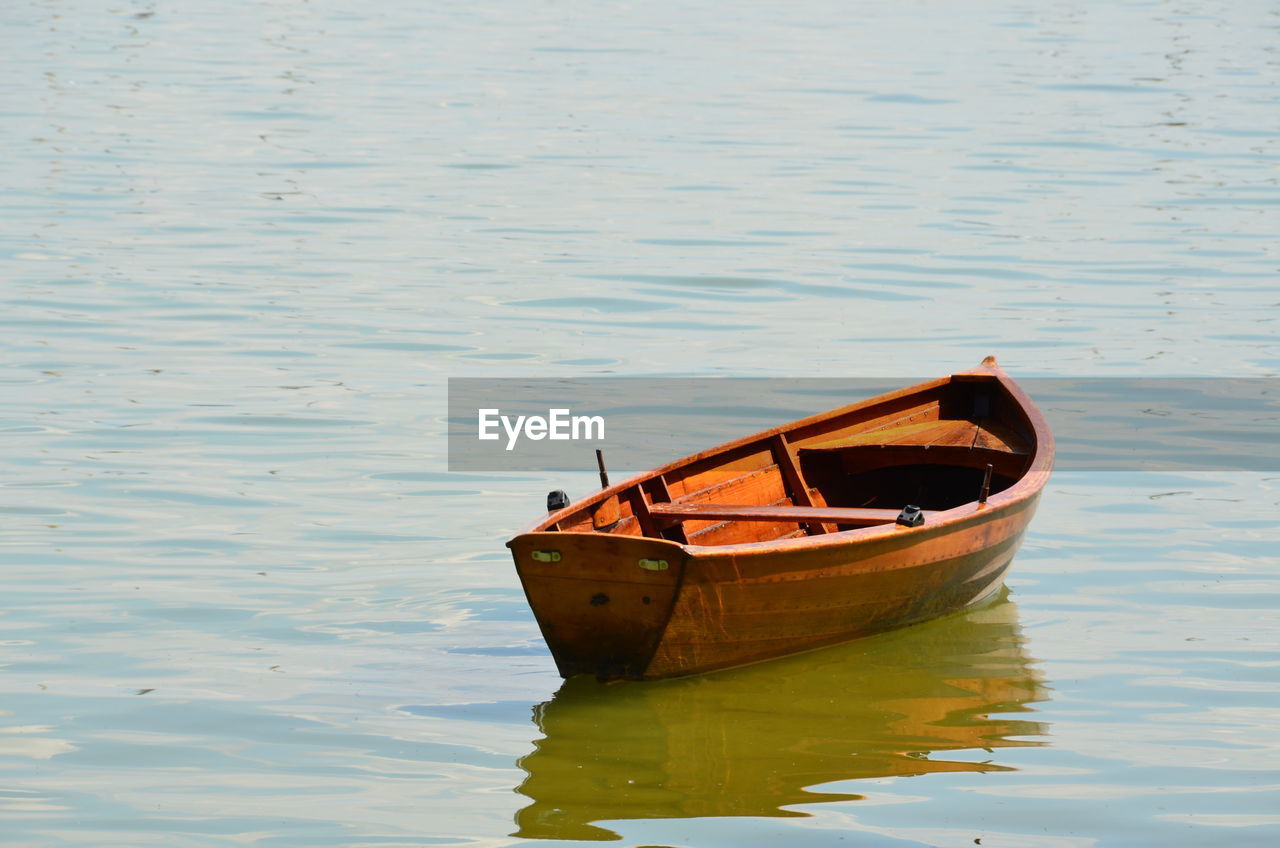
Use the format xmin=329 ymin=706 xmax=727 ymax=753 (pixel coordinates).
xmin=514 ymin=493 xmax=1038 ymax=680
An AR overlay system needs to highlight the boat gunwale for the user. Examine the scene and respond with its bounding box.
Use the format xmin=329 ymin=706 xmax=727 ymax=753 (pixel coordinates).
xmin=507 ymin=357 xmax=1054 ymax=557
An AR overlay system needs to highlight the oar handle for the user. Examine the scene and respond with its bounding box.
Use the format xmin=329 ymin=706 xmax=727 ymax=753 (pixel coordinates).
xmin=596 ymin=449 xmax=609 ymax=489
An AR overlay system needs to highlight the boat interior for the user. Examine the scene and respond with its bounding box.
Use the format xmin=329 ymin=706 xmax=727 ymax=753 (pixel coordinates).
xmin=545 ymin=374 xmax=1036 ymax=546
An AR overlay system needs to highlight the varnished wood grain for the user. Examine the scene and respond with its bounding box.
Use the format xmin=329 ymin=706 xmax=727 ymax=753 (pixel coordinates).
xmin=648 ymin=503 xmax=916 ymax=525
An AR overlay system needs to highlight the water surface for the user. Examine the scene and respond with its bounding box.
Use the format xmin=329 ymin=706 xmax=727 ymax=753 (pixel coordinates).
xmin=3 ymin=1 xmax=1278 ymax=846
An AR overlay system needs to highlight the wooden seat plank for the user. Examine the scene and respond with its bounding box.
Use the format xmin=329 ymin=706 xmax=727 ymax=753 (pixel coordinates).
xmin=797 ymin=443 xmax=1027 ymax=478
xmin=647 ymin=502 xmax=925 ymax=525
xmin=801 ymin=418 xmax=1030 ymax=455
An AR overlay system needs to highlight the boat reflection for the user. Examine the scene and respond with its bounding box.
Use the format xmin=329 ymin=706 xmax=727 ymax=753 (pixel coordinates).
xmin=512 ymin=590 xmax=1048 ymax=841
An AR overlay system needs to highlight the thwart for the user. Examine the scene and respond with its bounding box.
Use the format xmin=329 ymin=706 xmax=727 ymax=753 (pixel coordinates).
xmin=507 ymin=356 xmax=1054 ymax=681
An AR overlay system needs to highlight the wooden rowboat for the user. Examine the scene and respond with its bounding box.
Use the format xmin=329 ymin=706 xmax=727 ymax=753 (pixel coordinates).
xmin=507 ymin=356 xmax=1053 ymax=681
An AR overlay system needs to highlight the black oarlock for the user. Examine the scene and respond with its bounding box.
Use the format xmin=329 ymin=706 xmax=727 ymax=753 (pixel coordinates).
xmin=896 ymin=505 xmax=925 ymax=527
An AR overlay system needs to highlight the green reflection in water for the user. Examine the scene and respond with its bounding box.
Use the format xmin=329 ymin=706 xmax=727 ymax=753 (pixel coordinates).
xmin=513 ymin=590 xmax=1049 ymax=841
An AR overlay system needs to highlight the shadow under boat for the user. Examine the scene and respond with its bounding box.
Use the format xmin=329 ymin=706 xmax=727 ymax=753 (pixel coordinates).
xmin=512 ymin=589 xmax=1049 ymax=841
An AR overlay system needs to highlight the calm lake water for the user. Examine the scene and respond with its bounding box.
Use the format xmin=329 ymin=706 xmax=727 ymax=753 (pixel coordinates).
xmin=4 ymin=1 xmax=1278 ymax=846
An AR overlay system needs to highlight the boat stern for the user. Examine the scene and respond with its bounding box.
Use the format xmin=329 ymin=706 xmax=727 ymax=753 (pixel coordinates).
xmin=508 ymin=532 xmax=686 ymax=680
